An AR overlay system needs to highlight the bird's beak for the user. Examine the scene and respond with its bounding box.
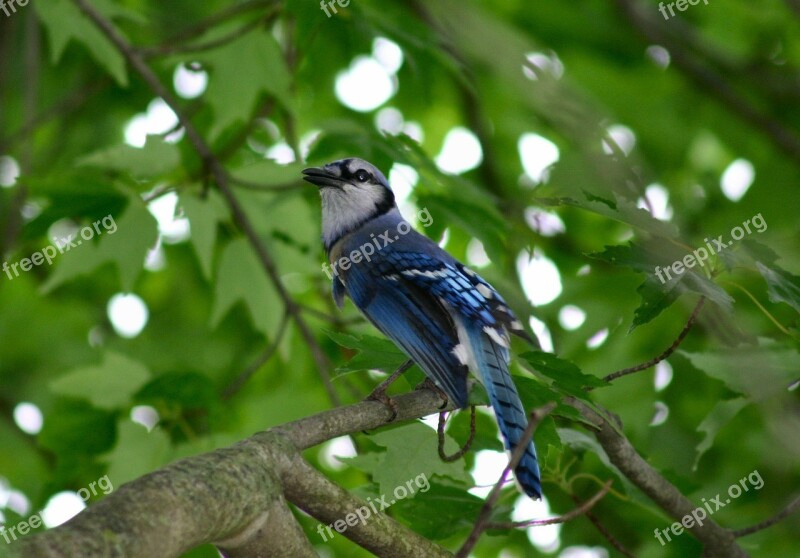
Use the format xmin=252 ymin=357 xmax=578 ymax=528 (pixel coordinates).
xmin=302 ymin=166 xmax=343 ymax=189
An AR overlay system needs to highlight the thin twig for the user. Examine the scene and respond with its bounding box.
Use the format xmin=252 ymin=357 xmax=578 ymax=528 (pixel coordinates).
xmin=724 ymin=281 xmax=800 ymax=340
xmin=223 ymin=312 xmax=290 ymax=399
xmin=603 ymin=297 xmax=705 ymax=383
xmin=437 ymin=406 xmax=476 ymax=462
xmin=72 ymin=0 xmax=340 ymax=407
xmin=732 ymin=494 xmax=800 ymax=538
xmin=570 ymin=492 xmax=637 ymax=558
xmin=614 ymin=0 xmax=800 ymax=165
xmin=139 ymin=15 xmax=270 ymax=57
xmin=142 ymin=0 xmax=280 ymax=55
xmin=3 ymin=78 xmax=110 ymax=150
xmin=297 ymin=304 xmax=365 ymax=326
xmin=486 ymin=480 xmax=612 ymax=529
xmin=568 ymin=397 xmax=749 ymax=558
xmin=281 ymin=15 xmax=303 ymax=164
xmin=455 ymin=402 xmax=556 ymax=558
xmin=787 ymin=0 xmax=800 ymax=17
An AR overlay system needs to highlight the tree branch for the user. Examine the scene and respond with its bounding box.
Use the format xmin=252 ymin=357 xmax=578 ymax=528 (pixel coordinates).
xmin=456 ymin=403 xmax=556 ymax=558
xmin=9 ymin=390 xmax=453 ymax=558
xmin=568 ymin=398 xmax=749 ymax=558
xmin=139 ymin=13 xmax=274 ymax=58
xmin=72 ymin=0 xmax=340 ymax=406
xmin=731 ymin=493 xmax=800 ymax=538
xmin=569 ymin=491 xmax=637 ymax=558
xmin=8 ymin=382 xmax=769 ymax=557
xmin=222 ymin=311 xmax=290 ymax=399
xmin=143 ymin=0 xmax=281 ymax=55
xmin=614 ymin=0 xmax=800 ymax=165
xmin=603 ymin=296 xmax=705 ymax=383
xmin=486 ymin=480 xmax=612 ymax=529
xmin=282 ymin=454 xmax=452 ymax=558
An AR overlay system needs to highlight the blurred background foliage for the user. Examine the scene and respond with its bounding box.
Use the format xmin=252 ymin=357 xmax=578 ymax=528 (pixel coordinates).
xmin=0 ymin=0 xmax=798 ymax=556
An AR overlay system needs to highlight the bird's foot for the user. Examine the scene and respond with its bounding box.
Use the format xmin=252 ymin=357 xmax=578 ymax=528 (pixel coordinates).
xmin=415 ymin=378 xmax=449 ymax=410
xmin=363 ymin=360 xmax=414 ymax=422
xmin=366 ymin=385 xmax=399 ymax=422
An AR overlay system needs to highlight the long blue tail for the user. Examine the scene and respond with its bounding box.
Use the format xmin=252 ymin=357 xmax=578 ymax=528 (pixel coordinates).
xmin=467 ymin=325 xmax=541 ymax=499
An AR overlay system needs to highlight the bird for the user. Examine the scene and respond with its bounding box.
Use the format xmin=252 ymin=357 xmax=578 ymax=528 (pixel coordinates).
xmin=303 ymin=157 xmax=541 ymax=499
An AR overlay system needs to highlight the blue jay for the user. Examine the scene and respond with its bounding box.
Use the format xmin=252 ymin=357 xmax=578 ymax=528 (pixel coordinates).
xmin=303 ymin=157 xmax=541 ymax=499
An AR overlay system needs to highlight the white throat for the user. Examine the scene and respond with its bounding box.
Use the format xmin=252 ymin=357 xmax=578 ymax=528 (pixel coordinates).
xmin=320 ymin=185 xmax=393 ymax=248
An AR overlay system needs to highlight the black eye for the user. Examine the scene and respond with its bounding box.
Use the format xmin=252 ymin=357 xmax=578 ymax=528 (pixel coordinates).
xmin=355 ymin=170 xmax=370 ymax=182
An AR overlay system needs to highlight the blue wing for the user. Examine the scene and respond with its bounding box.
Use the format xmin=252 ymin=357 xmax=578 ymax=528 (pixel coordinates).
xmin=342 ymin=252 xmax=470 ymax=407
xmin=378 ymin=252 xmax=533 ymax=344
xmin=337 ymin=247 xmax=541 ymax=498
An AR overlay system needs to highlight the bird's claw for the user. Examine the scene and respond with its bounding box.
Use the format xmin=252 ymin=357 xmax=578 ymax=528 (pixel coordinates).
xmin=366 ymin=386 xmax=399 ymax=422
xmin=415 ymin=378 xmax=449 ymax=409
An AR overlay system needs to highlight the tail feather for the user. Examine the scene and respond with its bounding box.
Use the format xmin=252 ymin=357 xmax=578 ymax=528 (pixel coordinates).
xmin=467 ymin=325 xmax=541 ymax=499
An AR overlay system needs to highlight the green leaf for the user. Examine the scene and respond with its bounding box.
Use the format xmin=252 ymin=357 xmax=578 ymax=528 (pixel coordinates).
xmin=136 ymin=371 xmax=218 ymax=409
xmin=718 ymin=238 xmax=781 ymax=271
xmin=589 ymin=242 xmax=734 ymax=330
xmin=229 ymin=160 xmax=307 ymax=188
xmin=38 ymin=399 xmax=116 ymax=455
xmin=538 ymin=192 xmax=680 ymax=240
xmin=367 ymin=423 xmax=472 ymax=495
xmin=514 ymin=375 xmax=587 ymax=425
xmin=201 ymin=30 xmax=292 ymax=139
xmin=520 ymin=350 xmax=607 ymax=397
xmin=180 ymin=190 xmax=228 ymax=279
xmin=392 ymin=483 xmax=484 ymax=540
xmin=336 ymin=452 xmax=384 ymax=474
xmin=630 ymin=275 xmax=682 ymax=332
xmin=0 ymin=418 xmax=49 ymax=500
xmin=324 ymin=330 xmax=409 ymax=376
xmin=50 ymin=351 xmax=151 ymax=409
xmin=41 ymin=199 xmax=159 ymax=292
xmin=22 ymin=172 xmax=127 ymax=239
xmin=557 ymin=428 xmax=631 ymax=495
xmin=104 ymin=420 xmax=171 ymax=486
xmin=756 ymin=262 xmax=800 ymax=315
xmin=682 ymin=342 xmax=800 ymax=401
xmin=418 ymin=194 xmax=508 ymax=259
xmin=34 ymin=0 xmax=128 ymax=86
xmin=210 ymin=238 xmax=282 ymax=337
xmin=693 ymin=398 xmax=749 ymax=470
xmin=96 ymin=201 xmax=159 ymax=290
xmin=77 ymin=136 xmax=181 ymax=179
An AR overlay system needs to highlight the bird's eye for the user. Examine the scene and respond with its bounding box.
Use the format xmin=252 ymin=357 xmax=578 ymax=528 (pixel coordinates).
xmin=355 ymin=170 xmax=370 ymax=182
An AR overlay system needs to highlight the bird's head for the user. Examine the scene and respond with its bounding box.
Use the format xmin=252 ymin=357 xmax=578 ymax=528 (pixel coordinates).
xmin=302 ymin=157 xmax=397 ymax=248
